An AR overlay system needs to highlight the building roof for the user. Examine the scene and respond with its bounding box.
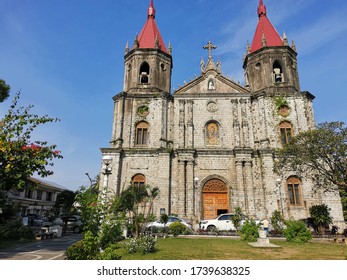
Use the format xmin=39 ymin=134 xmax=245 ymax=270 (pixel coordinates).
xmin=134 ymin=0 xmax=167 ymax=53
xmin=250 ymin=0 xmax=283 ymax=53
xmin=29 ymin=177 xmax=67 ymax=191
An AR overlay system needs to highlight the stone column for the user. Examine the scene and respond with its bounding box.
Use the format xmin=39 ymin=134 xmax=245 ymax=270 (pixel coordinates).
xmin=178 ymin=100 xmax=185 ymax=148
xmin=235 ymin=160 xmax=245 ymax=209
xmin=186 ymin=100 xmax=194 ymax=149
xmin=176 ymin=161 xmax=186 ymax=216
xmin=231 ymin=99 xmax=240 ymax=147
xmin=244 ymin=160 xmax=256 ymax=217
xmin=186 ymin=161 xmax=195 ymax=217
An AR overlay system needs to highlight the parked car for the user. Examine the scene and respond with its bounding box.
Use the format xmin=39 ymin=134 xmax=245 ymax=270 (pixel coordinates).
xmin=146 ymin=216 xmax=192 ymax=229
xmin=61 ymin=215 xmax=83 ymax=233
xmin=199 ymin=213 xmax=235 ymax=231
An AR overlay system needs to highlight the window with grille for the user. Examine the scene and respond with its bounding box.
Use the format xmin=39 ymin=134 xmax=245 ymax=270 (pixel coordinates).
xmin=287 ymin=177 xmax=302 ymax=206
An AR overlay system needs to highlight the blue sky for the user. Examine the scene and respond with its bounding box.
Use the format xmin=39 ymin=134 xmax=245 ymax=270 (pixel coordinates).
xmin=0 ymin=0 xmax=346 ymax=191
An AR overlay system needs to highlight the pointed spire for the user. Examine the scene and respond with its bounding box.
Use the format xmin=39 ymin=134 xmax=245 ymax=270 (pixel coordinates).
xmin=283 ymin=31 xmax=288 ymax=46
xmin=250 ymin=0 xmax=283 ymax=52
xmin=258 ymin=0 xmax=267 ymax=17
xmin=125 ymin=41 xmax=129 ymax=54
xmin=148 ymin=0 xmax=156 ymax=19
xmin=134 ymin=0 xmax=168 ymax=53
xmin=291 ymin=40 xmax=296 ymax=51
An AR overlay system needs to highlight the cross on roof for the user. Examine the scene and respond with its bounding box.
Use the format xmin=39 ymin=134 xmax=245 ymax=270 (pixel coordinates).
xmin=203 ymin=41 xmax=217 ymax=59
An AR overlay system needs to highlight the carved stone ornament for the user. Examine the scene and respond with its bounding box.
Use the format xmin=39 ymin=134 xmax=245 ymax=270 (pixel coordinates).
xmin=137 ymin=105 xmax=149 ymax=117
xmin=278 ymin=105 xmax=290 ymax=117
xmin=207 ymin=101 xmax=218 ymax=112
xmin=203 ymin=179 xmax=227 ymax=193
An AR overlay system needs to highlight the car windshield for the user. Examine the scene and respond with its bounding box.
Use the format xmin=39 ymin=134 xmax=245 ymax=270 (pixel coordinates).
xmin=218 ymin=215 xmax=232 ymax=220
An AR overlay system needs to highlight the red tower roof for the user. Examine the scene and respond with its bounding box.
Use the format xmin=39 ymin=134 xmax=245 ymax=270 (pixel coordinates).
xmin=250 ymin=0 xmax=283 ymax=53
xmin=135 ymin=0 xmax=167 ymax=53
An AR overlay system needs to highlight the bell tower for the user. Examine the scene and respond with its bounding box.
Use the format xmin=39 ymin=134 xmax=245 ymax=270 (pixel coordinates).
xmin=243 ymin=0 xmax=300 ymax=95
xmin=123 ymin=0 xmax=172 ymax=94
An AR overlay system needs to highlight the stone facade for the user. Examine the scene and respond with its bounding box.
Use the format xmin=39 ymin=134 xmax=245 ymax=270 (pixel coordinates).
xmin=99 ymin=2 xmax=344 ymax=229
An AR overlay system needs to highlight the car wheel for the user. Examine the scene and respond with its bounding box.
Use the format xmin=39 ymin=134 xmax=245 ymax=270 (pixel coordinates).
xmin=207 ymin=225 xmax=216 ymax=232
xmin=73 ymin=226 xmax=81 ymax=234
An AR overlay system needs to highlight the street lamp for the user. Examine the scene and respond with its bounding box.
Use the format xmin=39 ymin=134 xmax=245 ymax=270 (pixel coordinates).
xmin=101 ymin=155 xmax=113 ymax=211
xmin=276 ymin=178 xmax=284 ymax=217
xmin=194 ymin=177 xmax=199 ymax=218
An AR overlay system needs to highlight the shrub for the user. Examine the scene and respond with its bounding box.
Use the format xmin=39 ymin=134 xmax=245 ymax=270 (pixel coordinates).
xmin=0 ymin=219 xmax=35 ymax=241
xmin=65 ymin=231 xmax=100 ymax=260
xmin=270 ymin=210 xmax=285 ymax=235
xmin=283 ymin=220 xmax=312 ymax=243
xmin=124 ymin=235 xmax=157 ymax=254
xmin=309 ymin=204 xmax=333 ymax=234
xmin=99 ymin=244 xmax=121 ymax=260
xmin=239 ymin=219 xmax=259 ymax=242
xmin=169 ymin=221 xmax=190 ymax=237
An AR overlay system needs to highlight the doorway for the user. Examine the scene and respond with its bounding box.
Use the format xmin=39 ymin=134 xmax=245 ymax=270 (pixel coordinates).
xmin=202 ymin=179 xmax=229 ymax=220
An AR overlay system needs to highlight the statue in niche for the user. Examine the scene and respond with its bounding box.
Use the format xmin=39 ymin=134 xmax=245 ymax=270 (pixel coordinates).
xmin=206 ymin=122 xmax=219 ymax=145
xmin=208 ymin=79 xmax=215 ymax=90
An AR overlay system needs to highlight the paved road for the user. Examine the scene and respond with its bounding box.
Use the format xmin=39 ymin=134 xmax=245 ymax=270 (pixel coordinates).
xmin=0 ymin=233 xmax=82 ymax=260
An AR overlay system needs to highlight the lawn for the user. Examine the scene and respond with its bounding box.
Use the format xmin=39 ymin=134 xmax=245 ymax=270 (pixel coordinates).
xmin=120 ymin=237 xmax=347 ymax=260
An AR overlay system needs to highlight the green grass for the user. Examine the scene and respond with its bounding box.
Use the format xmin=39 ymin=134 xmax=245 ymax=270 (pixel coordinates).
xmin=119 ymin=237 xmax=347 ymax=260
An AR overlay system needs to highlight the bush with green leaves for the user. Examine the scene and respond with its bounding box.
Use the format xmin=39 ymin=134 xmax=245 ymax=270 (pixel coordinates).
xmin=239 ymin=219 xmax=259 ymax=241
xmin=283 ymin=220 xmax=312 ymax=243
xmin=169 ymin=221 xmax=192 ymax=236
xmin=65 ymin=231 xmax=100 ymax=260
xmin=0 ymin=218 xmax=35 ymax=241
xmin=123 ymin=235 xmax=157 ymax=254
xmin=270 ymin=210 xmax=285 ymax=235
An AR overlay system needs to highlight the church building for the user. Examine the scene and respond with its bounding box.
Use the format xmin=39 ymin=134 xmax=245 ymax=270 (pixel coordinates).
xmin=100 ymin=0 xmax=344 ymax=228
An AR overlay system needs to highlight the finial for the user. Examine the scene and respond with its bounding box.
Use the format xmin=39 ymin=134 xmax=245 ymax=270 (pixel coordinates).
xmin=246 ymin=40 xmax=251 ymax=54
xmin=200 ymin=57 xmax=205 ymax=72
xmin=291 ymin=40 xmax=296 ymax=51
xmin=125 ymin=41 xmax=129 ymax=54
xmin=261 ymin=32 xmax=267 ymax=47
xmin=283 ymin=31 xmax=288 ymax=46
xmin=168 ymin=41 xmax=172 ymax=55
xmin=134 ymin=34 xmax=139 ymax=48
xmin=216 ymin=57 xmax=221 ymax=73
xmin=148 ymin=0 xmax=156 ymax=19
xmin=258 ymin=0 xmax=267 ymax=17
xmin=155 ymin=33 xmax=159 ymax=48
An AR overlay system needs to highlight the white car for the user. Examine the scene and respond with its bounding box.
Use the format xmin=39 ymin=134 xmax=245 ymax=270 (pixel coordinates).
xmin=146 ymin=216 xmax=192 ymax=229
xmin=199 ymin=213 xmax=236 ymax=231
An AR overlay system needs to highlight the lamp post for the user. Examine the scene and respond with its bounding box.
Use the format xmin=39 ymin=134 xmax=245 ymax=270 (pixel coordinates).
xmin=194 ymin=177 xmax=199 ymax=219
xmin=101 ymin=156 xmax=113 ymax=218
xmin=276 ymin=178 xmax=284 ymax=217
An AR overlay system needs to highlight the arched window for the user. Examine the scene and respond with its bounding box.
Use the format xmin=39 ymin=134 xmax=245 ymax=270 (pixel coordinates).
xmin=205 ymin=121 xmax=220 ymax=145
xmin=132 ymin=174 xmax=146 ymax=188
xmin=287 ymin=177 xmax=302 ymax=206
xmin=139 ymin=62 xmax=150 ymax=84
xmin=135 ymin=121 xmax=149 ymax=146
xmin=208 ymin=79 xmax=215 ymax=90
xmin=273 ymin=61 xmax=283 ymax=83
xmin=279 ymin=121 xmax=292 ymax=145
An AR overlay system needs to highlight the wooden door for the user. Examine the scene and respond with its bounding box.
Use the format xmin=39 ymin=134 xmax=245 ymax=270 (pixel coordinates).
xmin=202 ymin=179 xmax=228 ymax=220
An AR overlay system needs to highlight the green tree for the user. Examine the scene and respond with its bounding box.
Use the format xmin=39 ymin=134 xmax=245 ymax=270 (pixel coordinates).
xmin=275 ymin=121 xmax=347 ymax=191
xmin=0 ymin=92 xmax=62 ymax=191
xmin=0 ymin=79 xmax=10 ymax=103
xmin=231 ymin=206 xmax=246 ymax=232
xmin=309 ymin=204 xmax=333 ymax=234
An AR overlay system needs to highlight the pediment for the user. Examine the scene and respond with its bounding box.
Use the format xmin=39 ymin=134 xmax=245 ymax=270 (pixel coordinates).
xmin=174 ymin=72 xmax=249 ymax=95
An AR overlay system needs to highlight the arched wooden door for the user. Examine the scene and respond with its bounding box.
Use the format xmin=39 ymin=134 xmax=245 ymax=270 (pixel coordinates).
xmin=202 ymin=179 xmax=229 ymax=220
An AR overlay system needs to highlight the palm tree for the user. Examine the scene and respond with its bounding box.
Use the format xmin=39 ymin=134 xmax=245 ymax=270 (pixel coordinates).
xmin=309 ymin=204 xmax=333 ymax=235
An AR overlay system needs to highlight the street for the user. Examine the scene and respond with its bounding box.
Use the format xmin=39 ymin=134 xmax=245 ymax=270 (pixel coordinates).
xmin=0 ymin=233 xmax=82 ymax=260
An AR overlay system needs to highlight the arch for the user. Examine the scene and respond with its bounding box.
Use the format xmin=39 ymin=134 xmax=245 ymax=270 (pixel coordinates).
xmin=202 ymin=178 xmax=229 ymax=220
xmin=208 ymin=78 xmax=215 ymax=90
xmin=286 ymin=176 xmax=302 ymax=206
xmin=205 ymin=121 xmax=220 ymax=146
xmin=135 ymin=121 xmax=149 ymax=146
xmin=131 ymin=173 xmax=146 ymax=188
xmin=273 ymin=60 xmax=283 ymax=83
xmin=139 ymin=62 xmax=150 ymax=83
xmin=279 ymin=121 xmax=292 ymax=145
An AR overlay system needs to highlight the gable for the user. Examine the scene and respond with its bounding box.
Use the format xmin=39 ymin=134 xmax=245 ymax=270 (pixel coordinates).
xmin=174 ymin=72 xmax=249 ymax=95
